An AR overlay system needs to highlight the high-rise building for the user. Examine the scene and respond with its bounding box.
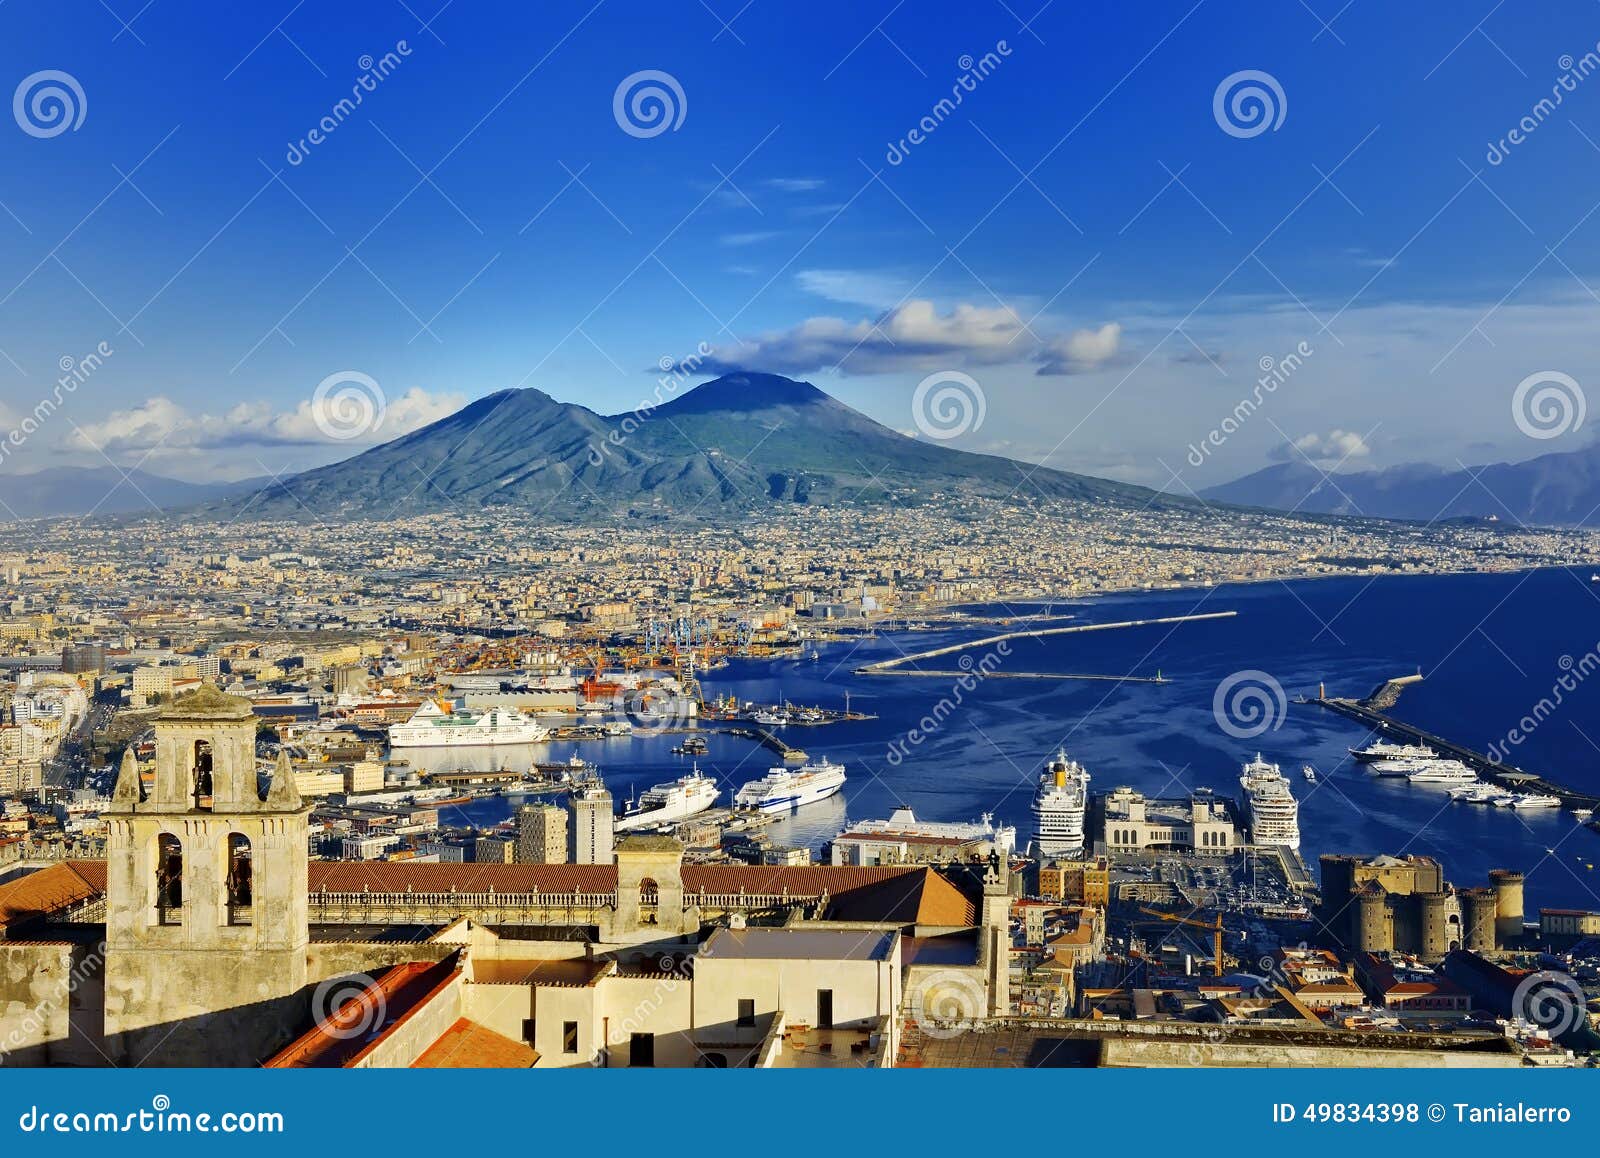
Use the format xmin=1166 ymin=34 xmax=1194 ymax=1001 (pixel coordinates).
xmin=517 ymin=803 xmax=567 ymax=864
xmin=474 ymin=835 xmax=516 ymax=864
xmin=570 ymin=786 xmax=614 ymax=865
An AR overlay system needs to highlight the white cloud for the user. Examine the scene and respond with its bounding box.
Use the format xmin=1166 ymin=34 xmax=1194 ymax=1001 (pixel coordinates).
xmin=69 ymin=388 xmax=463 ymax=455
xmin=1269 ymin=429 xmax=1372 ymax=466
xmin=1036 ymin=323 xmax=1122 ymax=375
xmin=688 ymin=299 xmax=1123 ymax=377
xmin=795 ymin=268 xmax=911 ymax=310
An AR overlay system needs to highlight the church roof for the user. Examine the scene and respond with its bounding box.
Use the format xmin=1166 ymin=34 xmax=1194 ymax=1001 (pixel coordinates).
xmin=160 ymin=683 xmax=255 ymax=721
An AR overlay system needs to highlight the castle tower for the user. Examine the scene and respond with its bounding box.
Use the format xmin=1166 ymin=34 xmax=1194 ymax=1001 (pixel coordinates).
xmin=1416 ymin=890 xmax=1452 ymax=962
xmin=103 ymin=686 xmax=310 ymax=1066
xmin=1488 ymin=869 xmax=1524 ymax=944
xmin=1356 ymin=886 xmax=1391 ymax=954
xmin=1460 ymin=887 xmax=1499 ymax=953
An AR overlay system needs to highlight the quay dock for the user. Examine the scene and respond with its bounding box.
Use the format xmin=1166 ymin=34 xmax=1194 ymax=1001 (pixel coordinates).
xmin=854 ymin=610 xmax=1237 ymax=675
xmin=876 ymin=669 xmax=1169 ymax=684
xmin=717 ymin=726 xmax=808 ymax=763
xmin=1308 ymin=691 xmax=1600 ymax=811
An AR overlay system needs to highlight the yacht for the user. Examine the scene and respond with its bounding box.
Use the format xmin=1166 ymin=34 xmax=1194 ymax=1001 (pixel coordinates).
xmin=1449 ymin=784 xmax=1501 ymax=804
xmin=1405 ymin=760 xmax=1478 ymax=785
xmin=388 ymin=700 xmax=550 ymax=748
xmin=1502 ymin=792 xmax=1562 ymax=809
xmin=733 ymin=759 xmax=846 ymax=812
xmin=615 ymin=767 xmax=720 ymax=832
xmin=1032 ymin=749 xmax=1090 ymax=857
xmin=1239 ymin=754 xmax=1301 ymax=851
xmin=1350 ymin=740 xmax=1436 ymax=764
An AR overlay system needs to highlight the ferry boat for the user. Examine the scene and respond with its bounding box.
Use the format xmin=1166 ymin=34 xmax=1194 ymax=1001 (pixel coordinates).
xmin=1501 ymin=792 xmax=1561 ymax=809
xmin=734 ymin=759 xmax=847 ymax=812
xmin=1032 ymin=749 xmax=1090 ymax=857
xmin=1350 ymin=740 xmax=1436 ymax=764
xmin=615 ymin=767 xmax=720 ymax=832
xmin=1404 ymin=760 xmax=1478 ymax=785
xmin=1239 ymin=754 xmax=1301 ymax=851
xmin=388 ymin=700 xmax=550 ymax=748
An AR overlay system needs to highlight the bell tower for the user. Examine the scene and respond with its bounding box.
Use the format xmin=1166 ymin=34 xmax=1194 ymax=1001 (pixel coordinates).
xmin=103 ymin=685 xmax=310 ymax=1066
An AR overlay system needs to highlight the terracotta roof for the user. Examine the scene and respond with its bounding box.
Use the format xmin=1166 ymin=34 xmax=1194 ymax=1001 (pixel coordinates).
xmin=412 ymin=1018 xmax=537 ymax=1068
xmin=57 ymin=859 xmax=976 ymax=927
xmin=0 ymin=863 xmax=102 ymax=930
xmin=265 ymin=956 xmax=461 ymax=1068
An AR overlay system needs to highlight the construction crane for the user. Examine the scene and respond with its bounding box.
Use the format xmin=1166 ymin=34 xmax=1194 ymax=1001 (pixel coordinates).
xmin=1137 ymin=906 xmax=1226 ymax=977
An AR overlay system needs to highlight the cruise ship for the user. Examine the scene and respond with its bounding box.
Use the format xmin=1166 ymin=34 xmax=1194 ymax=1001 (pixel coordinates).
xmin=733 ymin=759 xmax=847 ymax=812
xmin=1032 ymin=749 xmax=1089 ymax=857
xmin=615 ymin=767 xmax=720 ymax=832
xmin=1239 ymin=754 xmax=1301 ymax=851
xmin=1350 ymin=740 xmax=1436 ymax=764
xmin=1404 ymin=760 xmax=1478 ymax=785
xmin=387 ymin=700 xmax=550 ymax=748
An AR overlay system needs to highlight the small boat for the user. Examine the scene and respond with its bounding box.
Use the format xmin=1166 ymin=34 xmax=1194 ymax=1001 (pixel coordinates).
xmin=1301 ymin=764 xmax=1317 ymax=782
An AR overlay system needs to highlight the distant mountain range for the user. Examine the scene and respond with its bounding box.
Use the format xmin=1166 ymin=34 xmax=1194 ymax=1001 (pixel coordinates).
xmin=1201 ymin=445 xmax=1600 ymax=526
xmin=0 ymin=467 xmax=262 ymax=520
xmin=215 ymin=372 xmax=1168 ymax=521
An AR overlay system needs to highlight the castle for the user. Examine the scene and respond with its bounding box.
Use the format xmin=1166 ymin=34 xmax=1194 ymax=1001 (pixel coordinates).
xmin=1317 ymin=853 xmax=1524 ymax=962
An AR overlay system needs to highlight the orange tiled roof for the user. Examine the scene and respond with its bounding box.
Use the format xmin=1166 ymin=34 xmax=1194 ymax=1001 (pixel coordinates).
xmin=412 ymin=1018 xmax=537 ymax=1068
xmin=0 ymin=863 xmax=101 ymax=930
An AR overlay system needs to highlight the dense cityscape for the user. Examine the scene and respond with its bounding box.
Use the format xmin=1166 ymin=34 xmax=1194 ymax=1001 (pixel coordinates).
xmin=1 ymin=499 xmax=1597 ymax=1069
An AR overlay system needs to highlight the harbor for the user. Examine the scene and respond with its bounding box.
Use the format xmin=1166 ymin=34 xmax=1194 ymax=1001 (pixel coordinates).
xmin=1307 ymin=676 xmax=1600 ymax=813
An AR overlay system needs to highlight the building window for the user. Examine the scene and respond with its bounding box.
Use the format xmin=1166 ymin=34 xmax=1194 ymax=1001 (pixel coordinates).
xmin=522 ymin=1019 xmax=536 ymax=1044
xmin=737 ymin=998 xmax=755 ymax=1028
xmin=225 ymin=833 xmax=252 ymax=925
xmin=563 ymin=1021 xmax=579 ymax=1054
xmin=192 ymin=739 xmax=214 ymax=810
xmin=155 ymin=833 xmax=183 ymax=925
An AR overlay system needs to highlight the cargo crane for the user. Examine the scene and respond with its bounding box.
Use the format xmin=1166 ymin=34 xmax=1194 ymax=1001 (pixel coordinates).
xmin=1136 ymin=906 xmax=1226 ymax=977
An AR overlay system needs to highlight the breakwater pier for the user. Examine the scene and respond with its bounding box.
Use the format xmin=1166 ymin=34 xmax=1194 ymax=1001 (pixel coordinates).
xmin=1308 ymin=683 xmax=1600 ymax=812
xmin=854 ymin=610 xmax=1238 ymax=678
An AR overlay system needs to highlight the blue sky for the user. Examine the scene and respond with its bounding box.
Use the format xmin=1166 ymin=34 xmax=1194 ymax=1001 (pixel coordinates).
xmin=4 ymin=1 xmax=1600 ymax=486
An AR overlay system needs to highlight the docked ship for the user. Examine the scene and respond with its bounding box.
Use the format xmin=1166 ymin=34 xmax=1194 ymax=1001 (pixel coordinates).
xmin=1350 ymin=740 xmax=1436 ymax=764
xmin=1032 ymin=749 xmax=1089 ymax=857
xmin=1239 ymin=754 xmax=1301 ymax=851
xmin=615 ymin=767 xmax=720 ymax=832
xmin=1404 ymin=760 xmax=1478 ymax=785
xmin=387 ymin=700 xmax=550 ymax=748
xmin=733 ymin=759 xmax=847 ymax=812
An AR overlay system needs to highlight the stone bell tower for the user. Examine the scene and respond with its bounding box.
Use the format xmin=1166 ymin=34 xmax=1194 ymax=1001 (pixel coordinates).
xmin=103 ymin=685 xmax=310 ymax=1066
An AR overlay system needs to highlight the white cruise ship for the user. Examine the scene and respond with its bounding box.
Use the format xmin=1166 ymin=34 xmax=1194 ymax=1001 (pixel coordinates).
xmin=1032 ymin=749 xmax=1089 ymax=857
xmin=1404 ymin=760 xmax=1478 ymax=785
xmin=1350 ymin=740 xmax=1436 ymax=764
xmin=615 ymin=767 xmax=720 ymax=832
xmin=733 ymin=760 xmax=846 ymax=812
xmin=387 ymin=700 xmax=550 ymax=748
xmin=1239 ymin=754 xmax=1301 ymax=851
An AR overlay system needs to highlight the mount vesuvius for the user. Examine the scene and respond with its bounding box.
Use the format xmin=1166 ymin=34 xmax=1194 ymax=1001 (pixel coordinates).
xmin=222 ymin=373 xmax=1169 ymax=520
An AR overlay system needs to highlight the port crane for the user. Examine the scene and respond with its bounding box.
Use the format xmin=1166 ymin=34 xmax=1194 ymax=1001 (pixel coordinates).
xmin=1136 ymin=907 xmax=1226 ymax=977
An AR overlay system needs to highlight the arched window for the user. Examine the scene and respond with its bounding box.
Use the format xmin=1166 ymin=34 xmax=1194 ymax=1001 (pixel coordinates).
xmin=225 ymin=833 xmax=253 ymax=926
xmin=193 ymin=739 xmax=214 ymax=810
xmin=639 ymin=877 xmax=659 ymax=905
xmin=155 ymin=834 xmax=183 ymax=925
xmin=697 ymin=1052 xmax=729 ymax=1068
